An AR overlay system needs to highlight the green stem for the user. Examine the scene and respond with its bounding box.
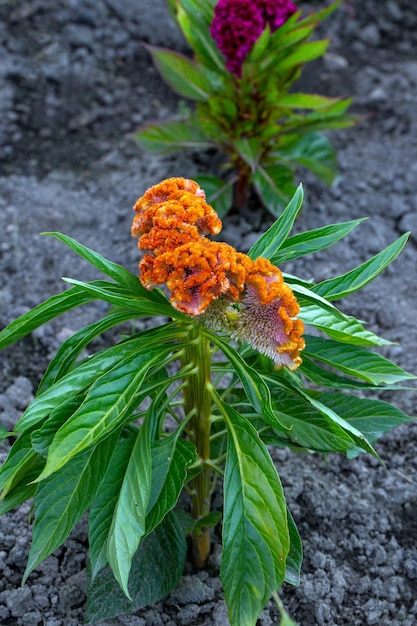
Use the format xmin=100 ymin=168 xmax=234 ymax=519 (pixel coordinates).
xmin=181 ymin=324 xmax=213 ymax=568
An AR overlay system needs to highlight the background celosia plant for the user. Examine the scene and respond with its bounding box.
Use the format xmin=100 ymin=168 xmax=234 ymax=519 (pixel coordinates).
xmin=135 ymin=0 xmax=357 ymax=217
xmin=0 ymin=178 xmax=415 ymax=626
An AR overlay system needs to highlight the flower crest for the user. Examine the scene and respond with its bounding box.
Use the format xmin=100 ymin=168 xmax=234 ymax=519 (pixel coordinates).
xmin=132 ymin=178 xmax=304 ymax=369
xmin=210 ymin=0 xmax=298 ymax=77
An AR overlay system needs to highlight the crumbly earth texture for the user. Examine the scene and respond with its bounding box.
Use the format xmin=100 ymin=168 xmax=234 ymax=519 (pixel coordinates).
xmin=0 ymin=1 xmax=416 ymax=625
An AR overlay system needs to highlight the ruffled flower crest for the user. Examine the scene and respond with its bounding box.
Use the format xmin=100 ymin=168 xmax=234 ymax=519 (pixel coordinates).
xmin=210 ymin=0 xmax=298 ymax=77
xmin=132 ymin=177 xmax=304 ymax=369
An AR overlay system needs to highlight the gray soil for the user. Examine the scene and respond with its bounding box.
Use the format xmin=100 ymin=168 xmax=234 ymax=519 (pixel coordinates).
xmin=0 ymin=1 xmax=417 ymax=625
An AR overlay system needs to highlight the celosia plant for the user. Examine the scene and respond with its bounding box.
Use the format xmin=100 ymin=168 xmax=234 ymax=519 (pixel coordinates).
xmin=0 ymin=178 xmax=415 ymax=625
xmin=135 ymin=0 xmax=357 ymax=216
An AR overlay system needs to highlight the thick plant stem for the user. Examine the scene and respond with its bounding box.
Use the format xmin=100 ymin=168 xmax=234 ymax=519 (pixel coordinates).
xmin=182 ymin=325 xmax=213 ymax=568
xmin=232 ymin=158 xmax=251 ymax=211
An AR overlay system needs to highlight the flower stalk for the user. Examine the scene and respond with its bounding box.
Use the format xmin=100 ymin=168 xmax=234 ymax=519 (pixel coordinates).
xmin=181 ymin=324 xmax=213 ymax=567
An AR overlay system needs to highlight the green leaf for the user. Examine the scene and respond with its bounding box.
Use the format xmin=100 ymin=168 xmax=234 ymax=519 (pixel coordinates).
xmin=299 ymin=304 xmax=392 ymax=347
xmin=0 ymin=457 xmax=45 ymax=515
xmin=86 ymin=511 xmax=186 ymax=622
xmin=304 ymin=335 xmax=416 ymax=385
xmin=252 ymin=165 xmax=297 ymax=217
xmin=270 ymin=219 xmax=365 ymax=264
xmin=278 ymin=40 xmax=329 ymax=72
xmin=37 ymin=311 xmax=139 ymax=394
xmin=62 ymin=278 xmax=183 ymax=320
xmin=300 ymin=358 xmax=413 ymax=391
xmin=0 ymin=286 xmax=94 ymax=350
xmin=248 ymin=185 xmax=303 ymax=260
xmin=144 ymin=44 xmax=213 ymax=101
xmin=278 ymin=93 xmax=342 ymax=110
xmin=107 ymin=415 xmax=153 ymax=599
xmin=89 ymin=431 xmax=137 ymax=580
xmin=43 ymin=232 xmax=142 ymax=293
xmin=317 ymin=392 xmax=415 ymax=448
xmin=31 ymin=396 xmax=85 ymax=458
xmin=15 ymin=332 xmax=166 ymax=433
xmin=36 ymin=347 xmax=172 ymax=481
xmin=268 ymin=386 xmax=356 ymax=453
xmin=133 ymin=117 xmax=215 ymax=153
xmin=146 ymin=436 xmax=196 ymax=535
xmin=278 ymin=133 xmax=337 ymax=185
xmin=313 ymin=233 xmax=410 ymax=300
xmin=0 ymin=430 xmax=39 ymax=495
xmin=23 ymin=431 xmax=119 ymax=583
xmin=194 ymin=174 xmax=233 ymax=218
xmin=207 ymin=332 xmax=288 ymax=433
xmin=221 ymin=403 xmax=290 ymax=626
xmin=285 ymin=508 xmax=303 ymax=586
xmin=177 ymin=2 xmax=225 ymax=73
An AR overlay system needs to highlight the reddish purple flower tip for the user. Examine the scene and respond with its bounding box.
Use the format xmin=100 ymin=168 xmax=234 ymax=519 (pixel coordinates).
xmin=210 ymin=0 xmax=298 ymax=77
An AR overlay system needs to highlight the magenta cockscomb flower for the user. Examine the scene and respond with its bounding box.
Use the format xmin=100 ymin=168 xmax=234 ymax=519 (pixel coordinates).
xmin=210 ymin=0 xmax=264 ymax=76
xmin=258 ymin=0 xmax=298 ymax=30
xmin=210 ymin=0 xmax=298 ymax=77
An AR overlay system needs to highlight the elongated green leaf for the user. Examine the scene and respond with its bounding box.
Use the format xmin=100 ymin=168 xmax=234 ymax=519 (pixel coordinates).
xmin=86 ymin=511 xmax=186 ymax=622
xmin=0 ymin=430 xmax=39 ymax=494
xmin=279 ymin=133 xmax=337 ymax=185
xmin=89 ymin=431 xmax=137 ymax=580
xmin=43 ymin=232 xmax=142 ymax=293
xmin=146 ymin=437 xmax=196 ymax=535
xmin=248 ymin=185 xmax=303 ymax=260
xmin=299 ymin=304 xmax=392 ymax=347
xmin=15 ymin=333 xmax=161 ymax=433
xmin=221 ymin=403 xmax=290 ymax=626
xmin=313 ymin=233 xmax=409 ymax=301
xmin=0 ymin=286 xmax=94 ymax=349
xmin=0 ymin=458 xmax=44 ymax=515
xmin=300 ymin=358 xmax=414 ymax=391
xmin=37 ymin=311 xmax=139 ymax=394
xmin=107 ymin=416 xmax=152 ymax=599
xmin=278 ymin=40 xmax=329 ymax=72
xmin=271 ymin=219 xmax=365 ymax=264
xmin=268 ymin=387 xmax=355 ymax=452
xmin=278 ymin=93 xmax=341 ymax=110
xmin=145 ymin=44 xmax=213 ymax=101
xmin=36 ymin=347 xmax=172 ymax=481
xmin=304 ymin=335 xmax=416 ymax=385
xmin=252 ymin=165 xmax=296 ymax=217
xmin=194 ymin=174 xmax=233 ymax=218
xmin=177 ymin=3 xmax=225 ymax=73
xmin=317 ymin=392 xmax=415 ymax=447
xmin=62 ymin=277 xmax=183 ymax=319
xmin=207 ymin=332 xmax=288 ymax=432
xmin=23 ymin=431 xmax=119 ymax=583
xmin=134 ymin=117 xmax=215 ymax=153
xmin=31 ymin=396 xmax=85 ymax=458
xmin=285 ymin=508 xmax=303 ymax=586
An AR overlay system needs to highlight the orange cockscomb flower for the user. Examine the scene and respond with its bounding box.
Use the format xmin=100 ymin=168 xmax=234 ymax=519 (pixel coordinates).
xmin=132 ymin=177 xmax=305 ymax=369
xmin=139 ymin=239 xmax=251 ymax=315
xmin=235 ymin=263 xmax=305 ymax=369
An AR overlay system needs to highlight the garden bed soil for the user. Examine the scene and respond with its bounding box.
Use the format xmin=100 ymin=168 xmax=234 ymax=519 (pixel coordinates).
xmin=0 ymin=1 xmax=416 ymax=625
